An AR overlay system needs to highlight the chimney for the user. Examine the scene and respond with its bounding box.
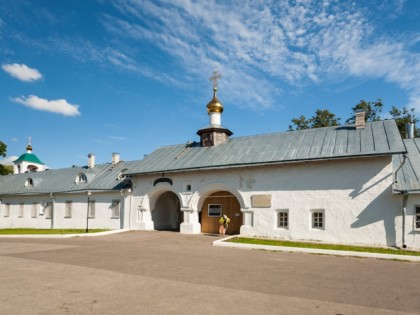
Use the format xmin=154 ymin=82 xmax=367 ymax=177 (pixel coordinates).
xmin=355 ymin=110 xmax=366 ymax=129
xmin=112 ymin=152 xmax=120 ymax=165
xmin=88 ymin=153 xmax=95 ymax=168
xmin=406 ymin=122 xmax=415 ymax=139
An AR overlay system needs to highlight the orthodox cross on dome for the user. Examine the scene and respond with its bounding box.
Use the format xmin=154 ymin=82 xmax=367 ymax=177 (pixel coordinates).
xmin=28 ymin=136 xmax=32 ymax=146
xmin=209 ymin=69 xmax=222 ymax=90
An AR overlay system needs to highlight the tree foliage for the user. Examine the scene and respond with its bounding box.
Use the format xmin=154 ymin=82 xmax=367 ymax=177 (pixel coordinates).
xmin=389 ymin=106 xmax=420 ymax=138
xmin=289 ymin=99 xmax=419 ymax=139
xmin=288 ymin=109 xmax=341 ymax=131
xmin=0 ymin=141 xmax=12 ymax=176
xmin=346 ymin=99 xmax=383 ymax=124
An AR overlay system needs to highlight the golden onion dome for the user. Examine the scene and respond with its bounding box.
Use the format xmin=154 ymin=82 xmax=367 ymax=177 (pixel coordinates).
xmin=206 ymin=88 xmax=224 ymax=114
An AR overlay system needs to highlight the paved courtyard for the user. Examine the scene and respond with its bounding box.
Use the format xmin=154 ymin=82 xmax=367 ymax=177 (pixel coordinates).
xmin=0 ymin=231 xmax=419 ymax=314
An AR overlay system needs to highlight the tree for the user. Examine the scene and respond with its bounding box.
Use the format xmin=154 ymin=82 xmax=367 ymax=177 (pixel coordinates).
xmin=389 ymin=106 xmax=420 ymax=138
xmin=0 ymin=141 xmax=13 ymax=176
xmin=346 ymin=99 xmax=383 ymax=124
xmin=289 ymin=109 xmax=341 ymax=131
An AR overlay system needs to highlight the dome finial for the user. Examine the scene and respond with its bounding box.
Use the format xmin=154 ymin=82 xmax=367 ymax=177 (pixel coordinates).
xmin=207 ymin=69 xmax=224 ymax=114
xmin=26 ymin=136 xmax=33 ymax=153
xmin=209 ymin=69 xmax=222 ymax=90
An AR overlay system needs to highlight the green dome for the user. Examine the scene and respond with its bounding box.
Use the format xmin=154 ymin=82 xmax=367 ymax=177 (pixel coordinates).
xmin=13 ymin=153 xmax=45 ymax=165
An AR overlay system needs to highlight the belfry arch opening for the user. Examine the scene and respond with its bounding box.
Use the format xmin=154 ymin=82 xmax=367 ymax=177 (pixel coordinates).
xmin=151 ymin=191 xmax=182 ymax=231
xmin=200 ymin=191 xmax=242 ymax=235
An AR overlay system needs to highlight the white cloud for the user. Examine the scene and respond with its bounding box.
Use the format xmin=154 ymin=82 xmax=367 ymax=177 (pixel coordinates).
xmin=0 ymin=156 xmax=17 ymax=165
xmin=105 ymin=0 xmax=420 ymax=110
xmin=2 ymin=63 xmax=43 ymax=82
xmin=11 ymin=95 xmax=80 ymax=116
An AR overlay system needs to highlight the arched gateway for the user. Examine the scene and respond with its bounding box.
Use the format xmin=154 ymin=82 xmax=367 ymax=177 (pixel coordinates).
xmin=151 ymin=191 xmax=182 ymax=231
xmin=200 ymin=191 xmax=242 ymax=235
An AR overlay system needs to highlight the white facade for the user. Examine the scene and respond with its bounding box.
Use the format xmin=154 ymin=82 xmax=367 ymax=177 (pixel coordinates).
xmin=0 ymin=191 xmax=129 ymax=230
xmin=126 ymin=156 xmax=419 ymax=249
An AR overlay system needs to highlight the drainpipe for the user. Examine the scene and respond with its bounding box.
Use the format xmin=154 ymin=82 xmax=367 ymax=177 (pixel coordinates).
xmin=86 ymin=190 xmax=92 ymax=233
xmin=402 ymin=192 xmax=408 ymax=249
xmin=50 ymin=193 xmax=55 ymax=229
xmin=394 ymin=154 xmax=408 ymax=249
xmin=394 ymin=154 xmax=407 ymax=184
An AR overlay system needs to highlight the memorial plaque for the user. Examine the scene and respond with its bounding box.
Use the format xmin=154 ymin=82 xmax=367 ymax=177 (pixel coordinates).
xmin=251 ymin=195 xmax=271 ymax=208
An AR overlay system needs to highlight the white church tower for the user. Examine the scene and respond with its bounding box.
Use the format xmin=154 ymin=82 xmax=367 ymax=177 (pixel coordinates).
xmin=13 ymin=137 xmax=46 ymax=174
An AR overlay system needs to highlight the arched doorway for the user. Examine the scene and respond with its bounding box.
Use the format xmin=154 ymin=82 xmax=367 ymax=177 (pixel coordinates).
xmin=152 ymin=191 xmax=182 ymax=231
xmin=200 ymin=191 xmax=242 ymax=235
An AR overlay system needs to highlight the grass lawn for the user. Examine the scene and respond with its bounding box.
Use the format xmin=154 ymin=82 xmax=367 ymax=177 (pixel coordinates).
xmin=0 ymin=228 xmax=109 ymax=235
xmin=227 ymin=237 xmax=420 ymax=256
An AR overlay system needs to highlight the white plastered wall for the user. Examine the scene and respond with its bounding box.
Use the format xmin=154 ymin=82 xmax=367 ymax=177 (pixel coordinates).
xmin=129 ymin=156 xmax=413 ymax=248
xmin=0 ymin=191 xmax=125 ymax=230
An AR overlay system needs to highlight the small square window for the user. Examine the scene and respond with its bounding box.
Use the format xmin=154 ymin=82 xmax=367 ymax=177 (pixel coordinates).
xmin=277 ymin=210 xmax=288 ymax=228
xmin=415 ymin=206 xmax=420 ymax=230
xmin=208 ymin=204 xmax=222 ymax=217
xmin=312 ymin=210 xmax=324 ymax=229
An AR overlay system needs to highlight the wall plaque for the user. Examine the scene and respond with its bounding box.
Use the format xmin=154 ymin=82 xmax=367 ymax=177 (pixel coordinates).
xmin=251 ymin=195 xmax=271 ymax=208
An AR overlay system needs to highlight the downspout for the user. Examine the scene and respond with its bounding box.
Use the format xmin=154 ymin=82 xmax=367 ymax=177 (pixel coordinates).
xmin=120 ymin=189 xmax=125 ymax=229
xmin=394 ymin=154 xmax=407 ymax=184
xmin=50 ymin=193 xmax=55 ymax=229
xmin=402 ymin=192 xmax=408 ymax=249
xmin=393 ymin=153 xmax=408 ymax=249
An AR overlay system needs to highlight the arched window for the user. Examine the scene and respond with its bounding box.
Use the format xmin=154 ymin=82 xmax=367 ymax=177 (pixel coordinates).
xmin=25 ymin=178 xmax=34 ymax=187
xmin=27 ymin=165 xmax=38 ymax=172
xmin=76 ymin=173 xmax=88 ymax=183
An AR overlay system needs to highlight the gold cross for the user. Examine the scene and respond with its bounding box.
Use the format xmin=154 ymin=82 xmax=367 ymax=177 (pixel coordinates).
xmin=209 ymin=69 xmax=222 ymax=89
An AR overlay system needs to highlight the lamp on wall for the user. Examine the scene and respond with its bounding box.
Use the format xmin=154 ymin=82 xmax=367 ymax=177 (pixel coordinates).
xmin=86 ymin=190 xmax=92 ymax=233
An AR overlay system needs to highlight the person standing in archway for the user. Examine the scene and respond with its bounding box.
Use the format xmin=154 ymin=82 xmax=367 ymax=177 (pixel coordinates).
xmin=219 ymin=214 xmax=230 ymax=236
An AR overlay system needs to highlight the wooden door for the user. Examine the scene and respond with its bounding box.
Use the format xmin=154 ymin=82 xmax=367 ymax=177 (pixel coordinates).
xmin=201 ymin=191 xmax=242 ymax=235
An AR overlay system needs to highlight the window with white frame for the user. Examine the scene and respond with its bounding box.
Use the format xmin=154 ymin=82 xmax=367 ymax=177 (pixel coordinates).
xmin=65 ymin=201 xmax=72 ymax=218
xmin=25 ymin=178 xmax=34 ymax=187
xmin=111 ymin=200 xmax=120 ymax=218
xmin=31 ymin=203 xmax=38 ymax=218
xmin=19 ymin=203 xmax=24 ymax=218
xmin=88 ymin=200 xmax=95 ymax=218
xmin=276 ymin=209 xmax=289 ymax=228
xmin=4 ymin=203 xmax=10 ymax=217
xmin=76 ymin=173 xmax=87 ymax=183
xmin=208 ymin=204 xmax=222 ymax=217
xmin=416 ymin=206 xmax=420 ymax=230
xmin=312 ymin=210 xmax=324 ymax=229
xmin=45 ymin=202 xmax=52 ymax=219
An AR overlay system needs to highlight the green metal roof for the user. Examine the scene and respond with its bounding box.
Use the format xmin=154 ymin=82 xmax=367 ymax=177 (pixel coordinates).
xmin=393 ymin=138 xmax=420 ymax=193
xmin=14 ymin=153 xmax=45 ymax=165
xmin=0 ymin=161 xmax=134 ymax=196
xmin=126 ymin=120 xmax=406 ymax=175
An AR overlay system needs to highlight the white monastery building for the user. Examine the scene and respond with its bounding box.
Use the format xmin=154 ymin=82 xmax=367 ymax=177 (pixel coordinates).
xmin=1 ymin=71 xmax=420 ymax=250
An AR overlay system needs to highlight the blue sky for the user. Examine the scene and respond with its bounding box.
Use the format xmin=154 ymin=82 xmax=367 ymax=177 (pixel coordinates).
xmin=1 ymin=0 xmax=420 ymax=168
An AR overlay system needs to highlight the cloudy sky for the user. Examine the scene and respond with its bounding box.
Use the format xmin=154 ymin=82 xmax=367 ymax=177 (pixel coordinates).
xmin=1 ymin=0 xmax=419 ymax=168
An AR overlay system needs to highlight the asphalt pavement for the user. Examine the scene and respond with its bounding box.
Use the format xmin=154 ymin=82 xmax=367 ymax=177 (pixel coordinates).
xmin=0 ymin=231 xmax=419 ymax=314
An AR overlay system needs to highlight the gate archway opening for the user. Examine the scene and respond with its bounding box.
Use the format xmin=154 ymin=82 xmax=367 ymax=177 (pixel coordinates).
xmin=151 ymin=191 xmax=182 ymax=231
xmin=200 ymin=191 xmax=242 ymax=235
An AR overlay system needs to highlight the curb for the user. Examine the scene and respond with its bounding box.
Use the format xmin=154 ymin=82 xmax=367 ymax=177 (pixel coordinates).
xmin=212 ymin=236 xmax=420 ymax=262
xmin=0 ymin=229 xmax=130 ymax=239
